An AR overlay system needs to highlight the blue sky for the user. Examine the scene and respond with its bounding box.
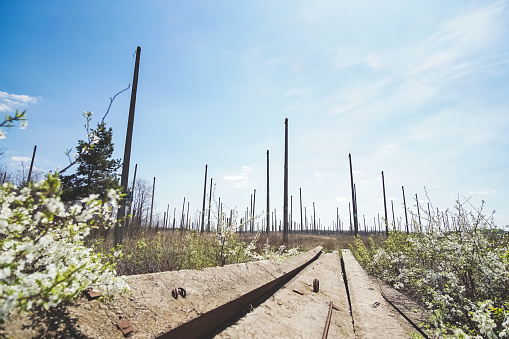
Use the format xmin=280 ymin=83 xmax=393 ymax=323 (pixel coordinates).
xmin=1 ymin=0 xmax=508 ymax=231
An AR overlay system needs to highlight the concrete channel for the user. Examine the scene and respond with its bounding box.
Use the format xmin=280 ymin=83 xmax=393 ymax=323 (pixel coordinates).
xmin=2 ymin=247 xmax=428 ymax=338
xmin=214 ymin=251 xmax=355 ymax=339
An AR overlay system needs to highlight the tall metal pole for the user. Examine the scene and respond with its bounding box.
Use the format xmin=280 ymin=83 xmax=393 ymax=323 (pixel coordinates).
xmin=252 ymin=189 xmax=256 ymax=232
xmin=207 ymin=177 xmax=213 ymax=232
xmin=27 ymin=145 xmax=37 ymax=183
xmin=299 ymin=188 xmax=303 ymax=234
xmin=313 ymin=202 xmax=316 ymax=234
xmin=402 ymin=186 xmax=409 ymax=234
xmin=180 ymin=197 xmax=186 ymax=230
xmin=149 ymin=176 xmax=155 ymax=229
xmin=348 ymin=153 xmax=359 ymax=236
xmin=186 ymin=201 xmax=190 ymax=230
xmin=115 ymin=46 xmax=141 ymax=246
xmin=283 ymin=118 xmax=289 ymax=246
xmin=353 ymin=183 xmax=358 ymax=236
xmin=382 ymin=171 xmax=389 ymax=236
xmin=266 ymin=150 xmax=270 ymax=234
xmin=290 ymin=195 xmax=293 ymax=233
xmin=173 ymin=207 xmax=176 ymax=231
xmin=201 ymin=164 xmax=208 ymax=233
xmin=166 ymin=204 xmax=170 ymax=228
xmin=349 ymin=202 xmax=353 ymax=235
xmin=337 ymin=207 xmax=340 ymax=234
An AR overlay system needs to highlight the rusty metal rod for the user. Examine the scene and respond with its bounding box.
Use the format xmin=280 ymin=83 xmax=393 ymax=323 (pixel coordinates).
xmin=322 ymin=300 xmax=333 ymax=339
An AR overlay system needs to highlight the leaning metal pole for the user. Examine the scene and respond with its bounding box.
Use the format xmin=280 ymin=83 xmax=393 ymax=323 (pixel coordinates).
xmin=115 ymin=46 xmax=141 ymax=246
xmin=382 ymin=171 xmax=389 ymax=237
xmin=349 ymin=153 xmax=359 ymax=236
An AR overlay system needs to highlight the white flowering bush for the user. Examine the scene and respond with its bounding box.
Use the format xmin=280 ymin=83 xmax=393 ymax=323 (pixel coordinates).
xmin=0 ymin=174 xmax=129 ymax=323
xmin=350 ymin=200 xmax=509 ymax=337
xmin=0 ymin=112 xmax=129 ymax=324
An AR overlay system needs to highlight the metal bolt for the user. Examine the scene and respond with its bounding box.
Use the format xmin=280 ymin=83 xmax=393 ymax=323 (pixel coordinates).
xmin=313 ymin=278 xmax=320 ymax=293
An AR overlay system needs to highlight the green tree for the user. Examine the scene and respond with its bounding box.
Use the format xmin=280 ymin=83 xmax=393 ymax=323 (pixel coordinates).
xmin=61 ymin=121 xmax=121 ymax=201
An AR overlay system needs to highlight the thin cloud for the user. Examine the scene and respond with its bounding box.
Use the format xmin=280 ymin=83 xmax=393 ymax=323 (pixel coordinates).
xmin=327 ymin=1 xmax=508 ymax=119
xmin=0 ymin=91 xmax=39 ymax=113
xmin=222 ymin=166 xmax=256 ymax=188
xmin=468 ymin=189 xmax=497 ymax=195
xmin=11 ymin=156 xmax=31 ymax=162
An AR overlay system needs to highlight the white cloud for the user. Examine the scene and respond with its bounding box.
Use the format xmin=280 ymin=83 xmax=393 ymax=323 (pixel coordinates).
xmin=222 ymin=166 xmax=256 ymax=188
xmin=0 ymin=91 xmax=39 ymax=113
xmin=314 ymin=170 xmax=325 ymax=176
xmin=468 ymin=189 xmax=497 ymax=195
xmin=11 ymin=156 xmax=31 ymax=162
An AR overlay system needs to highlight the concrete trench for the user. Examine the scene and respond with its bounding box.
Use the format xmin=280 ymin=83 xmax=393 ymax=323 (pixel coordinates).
xmin=2 ymin=247 xmax=430 ymax=338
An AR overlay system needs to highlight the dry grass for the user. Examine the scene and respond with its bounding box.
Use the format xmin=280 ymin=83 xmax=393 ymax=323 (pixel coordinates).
xmin=89 ymin=229 xmax=387 ymax=275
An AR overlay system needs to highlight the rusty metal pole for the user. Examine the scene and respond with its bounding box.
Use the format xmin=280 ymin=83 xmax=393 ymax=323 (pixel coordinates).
xmin=266 ymin=150 xmax=270 ymax=234
xmin=382 ymin=171 xmax=389 ymax=236
xmin=201 ymin=164 xmax=208 ymax=233
xmin=115 ymin=46 xmax=141 ymax=246
xmin=283 ymin=118 xmax=289 ymax=246
xmin=27 ymin=145 xmax=37 ymax=183
xmin=349 ymin=153 xmax=359 ymax=236
xmin=402 ymin=186 xmax=409 ymax=234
